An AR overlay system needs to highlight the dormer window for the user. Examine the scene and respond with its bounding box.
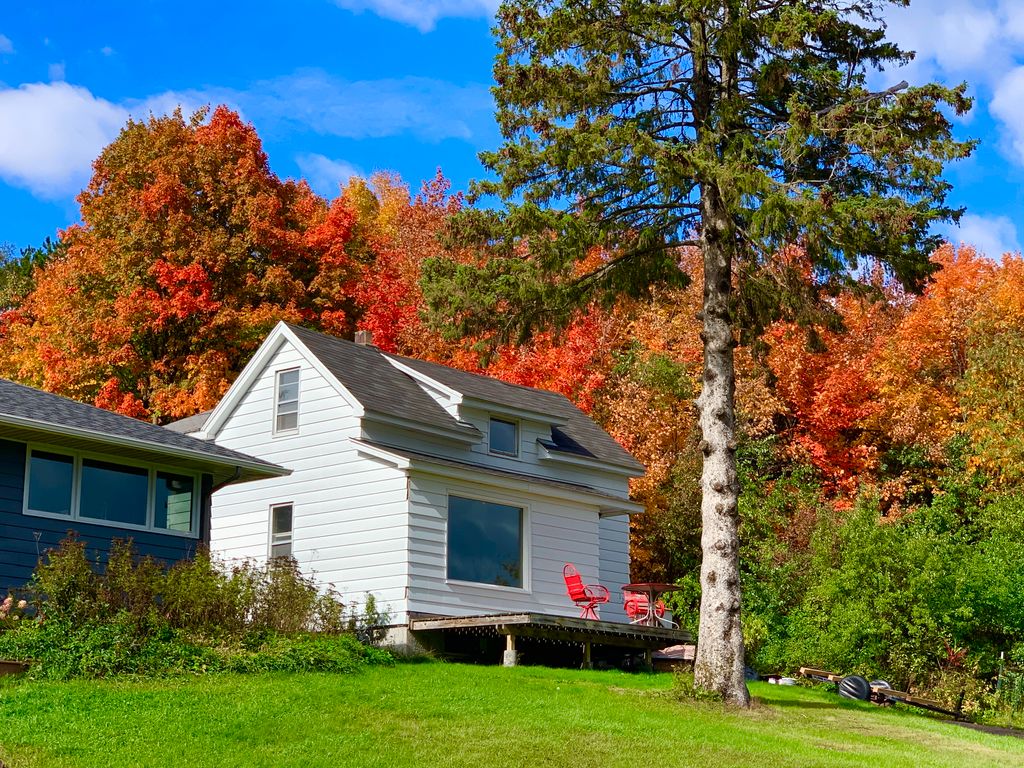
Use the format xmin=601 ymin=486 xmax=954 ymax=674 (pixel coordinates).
xmin=488 ymin=417 xmax=518 ymax=456
xmin=274 ymin=369 xmax=300 ymax=433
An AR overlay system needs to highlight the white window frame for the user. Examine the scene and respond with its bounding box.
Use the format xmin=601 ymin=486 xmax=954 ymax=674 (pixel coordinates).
xmin=269 ymin=502 xmax=294 ymax=559
xmin=487 ymin=417 xmax=520 ymax=457
xmin=22 ymin=442 xmax=200 ymax=538
xmin=444 ymin=489 xmax=530 ymax=593
xmin=273 ymin=367 xmax=301 ymax=436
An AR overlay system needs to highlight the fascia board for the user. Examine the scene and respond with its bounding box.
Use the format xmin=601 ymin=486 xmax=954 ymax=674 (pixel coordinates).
xmin=361 ymin=411 xmax=481 ymax=444
xmin=352 ymin=439 xmax=412 ymax=469
xmin=383 ymin=357 xmax=463 ymax=405
xmin=459 ymin=396 xmax=570 ymax=426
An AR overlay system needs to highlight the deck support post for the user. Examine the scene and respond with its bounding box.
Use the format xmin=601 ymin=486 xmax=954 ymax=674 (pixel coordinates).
xmin=583 ymin=641 xmax=592 ymax=670
xmin=643 ymin=648 xmax=653 ymax=672
xmin=503 ymin=633 xmax=518 ymax=667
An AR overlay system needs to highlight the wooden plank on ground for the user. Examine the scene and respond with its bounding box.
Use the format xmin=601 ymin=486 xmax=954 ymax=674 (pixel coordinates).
xmin=799 ymin=667 xmax=845 ymax=683
xmin=0 ymin=660 xmax=28 ymax=676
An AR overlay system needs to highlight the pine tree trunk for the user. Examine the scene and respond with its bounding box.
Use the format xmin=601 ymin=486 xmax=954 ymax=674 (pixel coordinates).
xmin=692 ymin=185 xmax=750 ymax=706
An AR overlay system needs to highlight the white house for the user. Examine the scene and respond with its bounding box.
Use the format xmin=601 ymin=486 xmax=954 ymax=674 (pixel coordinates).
xmin=168 ymin=322 xmax=645 ymax=636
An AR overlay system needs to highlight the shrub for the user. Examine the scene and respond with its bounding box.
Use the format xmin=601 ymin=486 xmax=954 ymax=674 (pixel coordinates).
xmin=0 ymin=537 xmax=392 ymax=679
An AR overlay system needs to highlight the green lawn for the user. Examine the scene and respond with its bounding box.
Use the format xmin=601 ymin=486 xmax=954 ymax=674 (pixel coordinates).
xmin=1 ymin=663 xmax=1022 ymax=767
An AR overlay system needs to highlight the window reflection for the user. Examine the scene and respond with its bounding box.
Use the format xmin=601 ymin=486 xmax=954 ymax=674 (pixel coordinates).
xmin=155 ymin=472 xmax=194 ymax=532
xmin=80 ymin=458 xmax=148 ymax=526
xmin=447 ymin=496 xmax=523 ymax=588
xmin=27 ymin=451 xmax=73 ymax=515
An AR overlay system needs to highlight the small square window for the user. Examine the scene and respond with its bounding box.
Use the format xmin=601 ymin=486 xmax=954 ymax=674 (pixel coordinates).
xmin=489 ymin=418 xmax=518 ymax=456
xmin=274 ymin=369 xmax=300 ymax=433
xmin=270 ymin=503 xmax=293 ymax=558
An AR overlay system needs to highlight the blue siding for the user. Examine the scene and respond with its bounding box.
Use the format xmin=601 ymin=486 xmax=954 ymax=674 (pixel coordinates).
xmin=0 ymin=438 xmax=212 ymax=592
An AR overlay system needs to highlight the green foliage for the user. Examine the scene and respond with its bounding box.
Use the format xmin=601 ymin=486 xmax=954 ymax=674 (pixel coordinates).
xmin=425 ymin=0 xmax=974 ymax=342
xmin=0 ymin=237 xmax=63 ymax=310
xmin=0 ymin=537 xmax=391 ymax=679
xmin=738 ymin=487 xmax=1024 ymax=702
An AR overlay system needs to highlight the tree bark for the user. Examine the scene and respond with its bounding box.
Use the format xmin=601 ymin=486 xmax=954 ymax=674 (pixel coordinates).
xmin=692 ymin=183 xmax=750 ymax=706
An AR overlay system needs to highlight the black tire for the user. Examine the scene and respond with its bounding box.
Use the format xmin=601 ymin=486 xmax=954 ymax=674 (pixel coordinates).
xmin=838 ymin=675 xmax=871 ymax=701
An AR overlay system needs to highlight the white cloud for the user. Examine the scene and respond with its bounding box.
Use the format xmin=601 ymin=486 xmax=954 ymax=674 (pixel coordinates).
xmin=244 ymin=70 xmax=493 ymax=142
xmin=100 ymin=46 xmax=115 ymax=57
xmin=945 ymin=213 xmax=1021 ymax=258
xmin=0 ymin=70 xmax=492 ymax=203
xmin=333 ymin=0 xmax=498 ymax=32
xmin=990 ymin=66 xmax=1024 ymax=163
xmin=0 ymin=82 xmax=128 ymax=199
xmin=0 ymin=34 xmax=13 ymax=55
xmin=48 ymin=62 xmax=65 ymax=82
xmin=884 ymin=2 xmax=1004 ymax=86
xmin=295 ymin=153 xmax=363 ymax=195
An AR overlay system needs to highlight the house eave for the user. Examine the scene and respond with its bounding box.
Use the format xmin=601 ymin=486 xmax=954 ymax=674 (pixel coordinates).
xmin=361 ymin=411 xmax=481 ymax=445
xmin=536 ymin=441 xmax=645 ymax=477
xmin=0 ymin=413 xmax=289 ymax=485
xmin=459 ymin=396 xmax=569 ymax=426
xmin=350 ymin=439 xmax=643 ymax=515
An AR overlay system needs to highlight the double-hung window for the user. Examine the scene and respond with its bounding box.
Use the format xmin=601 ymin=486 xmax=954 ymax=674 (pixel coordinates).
xmin=24 ymin=447 xmax=199 ymax=536
xmin=446 ymin=495 xmax=524 ymax=588
xmin=274 ymin=369 xmax=300 ymax=433
xmin=270 ymin=503 xmax=293 ymax=558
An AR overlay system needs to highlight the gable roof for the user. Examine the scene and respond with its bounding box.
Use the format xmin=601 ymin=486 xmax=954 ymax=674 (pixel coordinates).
xmin=289 ymin=325 xmax=640 ymax=473
xmin=284 ymin=324 xmax=480 ymax=440
xmin=0 ymin=379 xmax=286 ymax=484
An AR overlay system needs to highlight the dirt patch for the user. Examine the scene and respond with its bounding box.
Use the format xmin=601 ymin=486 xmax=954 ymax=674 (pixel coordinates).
xmin=951 ymin=721 xmax=1024 ymax=740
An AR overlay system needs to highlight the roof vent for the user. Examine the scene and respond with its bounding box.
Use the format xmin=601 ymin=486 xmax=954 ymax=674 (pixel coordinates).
xmin=354 ymin=330 xmax=374 ymax=346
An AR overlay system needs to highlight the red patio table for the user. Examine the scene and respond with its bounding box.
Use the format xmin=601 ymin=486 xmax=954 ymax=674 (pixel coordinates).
xmin=621 ymin=582 xmax=680 ymax=628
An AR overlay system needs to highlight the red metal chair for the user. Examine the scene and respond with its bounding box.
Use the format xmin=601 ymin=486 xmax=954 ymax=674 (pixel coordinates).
xmin=623 ymin=591 xmax=667 ymax=623
xmin=563 ymin=563 xmax=610 ymax=620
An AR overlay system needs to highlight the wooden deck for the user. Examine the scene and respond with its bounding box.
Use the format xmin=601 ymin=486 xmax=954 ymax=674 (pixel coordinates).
xmin=409 ymin=612 xmax=692 ymax=668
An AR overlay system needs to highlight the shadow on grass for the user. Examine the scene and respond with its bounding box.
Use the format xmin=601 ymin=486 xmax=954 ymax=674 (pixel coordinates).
xmin=757 ymin=697 xmax=842 ymax=710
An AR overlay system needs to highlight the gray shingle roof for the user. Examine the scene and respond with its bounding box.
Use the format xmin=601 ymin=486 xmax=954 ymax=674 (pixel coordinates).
xmin=386 ymin=354 xmax=643 ymax=471
xmin=281 ymin=325 xmax=641 ymax=472
xmin=163 ymin=409 xmax=213 ymax=435
xmin=285 ymin=324 xmax=479 ymax=439
xmin=0 ymin=379 xmax=282 ymax=473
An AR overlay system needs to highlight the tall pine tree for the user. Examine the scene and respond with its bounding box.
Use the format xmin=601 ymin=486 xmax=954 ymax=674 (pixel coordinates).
xmin=424 ymin=0 xmax=973 ymax=704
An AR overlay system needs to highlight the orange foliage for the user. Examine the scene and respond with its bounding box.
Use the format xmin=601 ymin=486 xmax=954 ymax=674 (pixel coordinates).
xmin=0 ymin=108 xmax=353 ymax=421
xmin=871 ymin=244 xmax=995 ymax=459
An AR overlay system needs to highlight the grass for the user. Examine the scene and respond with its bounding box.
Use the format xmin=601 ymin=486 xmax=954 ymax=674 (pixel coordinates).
xmin=1 ymin=662 xmax=1023 ymax=767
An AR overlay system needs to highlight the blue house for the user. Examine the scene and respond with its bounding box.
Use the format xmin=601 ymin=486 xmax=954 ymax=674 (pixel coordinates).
xmin=0 ymin=379 xmax=287 ymax=591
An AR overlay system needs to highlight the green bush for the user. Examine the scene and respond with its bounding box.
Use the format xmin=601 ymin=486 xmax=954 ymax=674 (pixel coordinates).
xmin=0 ymin=537 xmax=393 ymax=679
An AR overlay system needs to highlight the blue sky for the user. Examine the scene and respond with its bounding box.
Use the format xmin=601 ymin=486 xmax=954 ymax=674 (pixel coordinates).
xmin=1 ymin=0 xmax=1023 ymax=259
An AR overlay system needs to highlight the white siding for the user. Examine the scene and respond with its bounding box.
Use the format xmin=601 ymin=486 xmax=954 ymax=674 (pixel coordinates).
xmin=209 ymin=339 xmax=410 ymax=621
xmin=405 ymin=472 xmax=627 ymax=622
xmin=598 ymin=515 xmax=630 ymax=623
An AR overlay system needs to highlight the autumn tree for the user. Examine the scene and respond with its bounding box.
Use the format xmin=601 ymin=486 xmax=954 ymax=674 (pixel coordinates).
xmin=423 ymin=0 xmax=973 ymax=703
xmin=960 ymin=255 xmax=1024 ymax=484
xmin=0 ymin=108 xmax=357 ymax=420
